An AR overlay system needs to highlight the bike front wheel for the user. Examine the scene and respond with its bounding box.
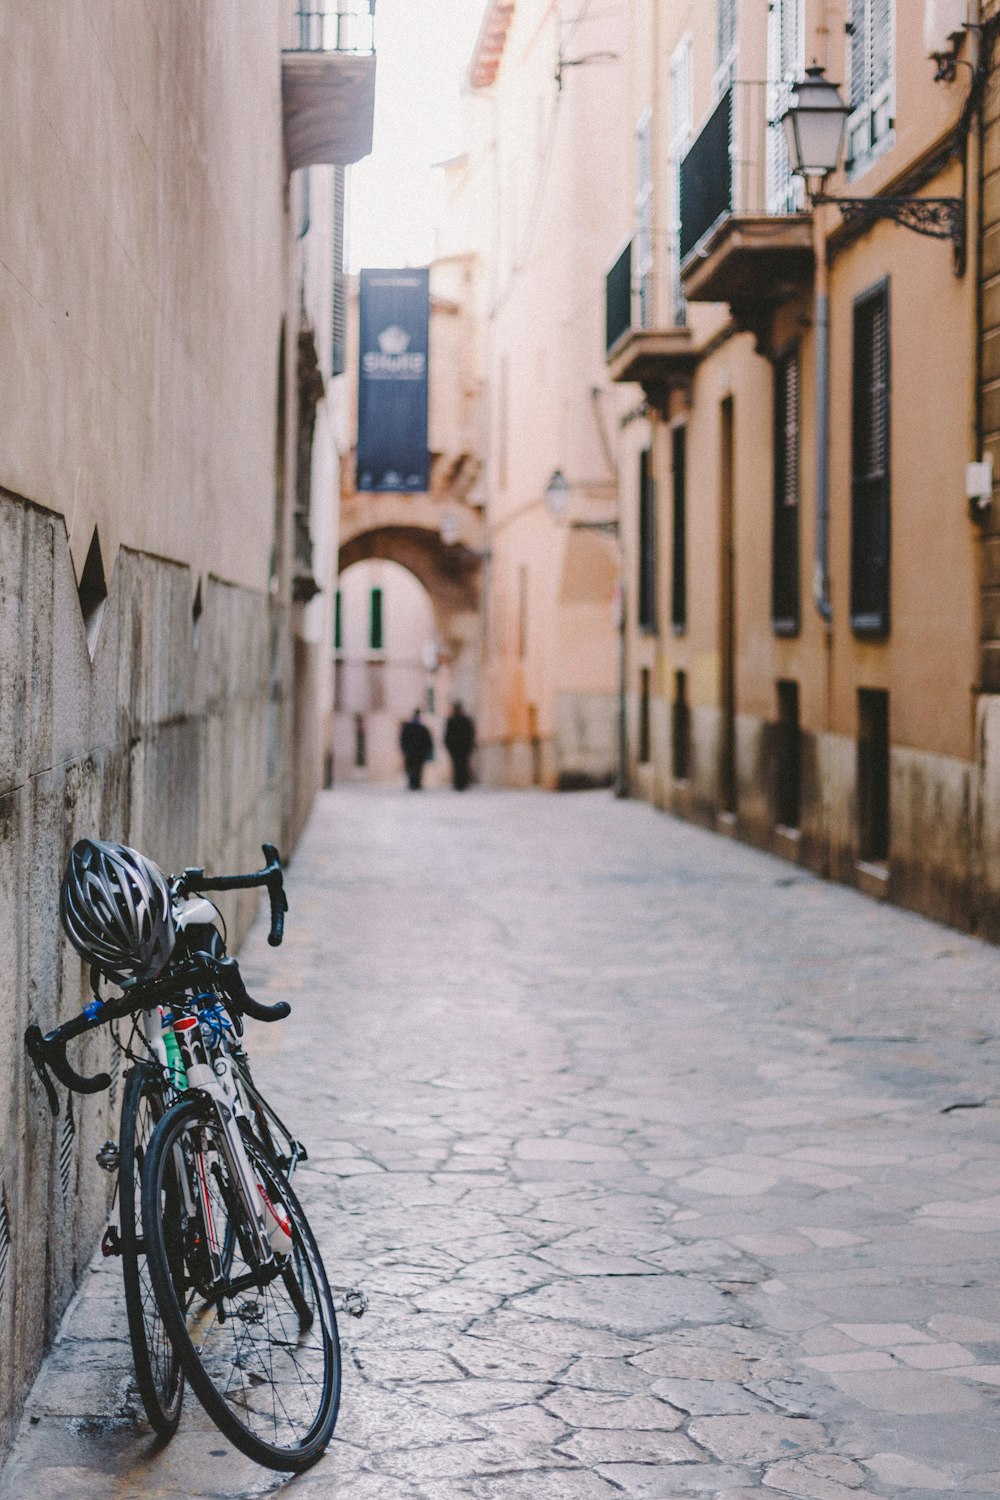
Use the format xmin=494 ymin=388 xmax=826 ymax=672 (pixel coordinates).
xmin=141 ymin=1096 xmax=340 ymax=1471
xmin=119 ymin=1063 xmax=185 ymax=1438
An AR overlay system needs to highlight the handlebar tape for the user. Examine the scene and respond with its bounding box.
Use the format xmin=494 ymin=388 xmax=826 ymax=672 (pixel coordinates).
xmin=215 ymin=956 xmax=291 ymax=1023
xmin=261 ymin=843 xmax=288 ymax=947
xmin=24 ymin=1023 xmax=111 ymax=1116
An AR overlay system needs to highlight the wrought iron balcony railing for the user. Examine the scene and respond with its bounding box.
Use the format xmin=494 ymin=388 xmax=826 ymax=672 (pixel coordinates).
xmin=291 ymin=2 xmax=376 ymax=55
xmin=605 ymin=241 xmax=632 ymax=354
xmin=679 ymin=82 xmax=801 ymax=265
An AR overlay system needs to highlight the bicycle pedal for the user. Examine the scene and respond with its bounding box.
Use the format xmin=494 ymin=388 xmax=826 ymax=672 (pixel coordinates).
xmin=336 ymin=1287 xmax=368 ymax=1318
xmin=101 ymin=1224 xmax=122 ymax=1258
xmin=95 ymin=1140 xmax=120 ymax=1173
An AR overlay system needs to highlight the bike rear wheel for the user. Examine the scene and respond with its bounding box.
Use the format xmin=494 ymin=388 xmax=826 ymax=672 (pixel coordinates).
xmin=142 ymin=1096 xmax=340 ymax=1471
xmin=119 ymin=1064 xmax=185 ymax=1438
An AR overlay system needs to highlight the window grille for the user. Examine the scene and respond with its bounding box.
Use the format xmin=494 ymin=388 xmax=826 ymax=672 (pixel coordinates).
xmin=715 ymin=0 xmax=739 ymax=98
xmin=668 ymin=34 xmax=693 ymax=323
xmin=766 ymin=0 xmax=805 ymax=214
xmin=772 ymin=347 xmax=800 ymax=633
xmin=637 ymin=449 xmax=657 ymax=634
xmin=851 ymin=282 xmax=890 ymax=634
xmin=846 ymin=0 xmax=894 ymax=170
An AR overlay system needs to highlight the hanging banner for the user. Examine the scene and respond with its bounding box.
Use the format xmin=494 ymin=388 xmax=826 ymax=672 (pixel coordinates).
xmin=357 ymin=267 xmax=430 ymax=492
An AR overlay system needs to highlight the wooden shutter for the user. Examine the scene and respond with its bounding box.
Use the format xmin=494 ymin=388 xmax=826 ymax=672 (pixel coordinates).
xmin=638 ymin=449 xmax=658 ymax=633
xmin=851 ymin=284 xmax=891 ymax=634
xmin=771 ymin=349 xmax=800 ymax=633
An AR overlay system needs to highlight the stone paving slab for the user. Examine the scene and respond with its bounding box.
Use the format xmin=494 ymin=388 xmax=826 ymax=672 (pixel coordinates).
xmin=4 ymin=787 xmax=1000 ymax=1496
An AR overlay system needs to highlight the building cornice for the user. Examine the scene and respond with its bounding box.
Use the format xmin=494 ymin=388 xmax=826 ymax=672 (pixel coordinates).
xmin=470 ymin=1 xmax=514 ymax=89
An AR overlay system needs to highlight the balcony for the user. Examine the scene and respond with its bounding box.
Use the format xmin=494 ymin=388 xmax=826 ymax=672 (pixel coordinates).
xmin=604 ymin=243 xmax=698 ymax=412
xmin=282 ymin=3 xmax=377 ymax=172
xmin=678 ymin=83 xmax=814 ymax=330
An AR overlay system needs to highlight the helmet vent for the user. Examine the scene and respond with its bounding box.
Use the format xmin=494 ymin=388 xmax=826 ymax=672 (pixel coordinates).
xmin=77 ymin=527 xmax=108 ymax=659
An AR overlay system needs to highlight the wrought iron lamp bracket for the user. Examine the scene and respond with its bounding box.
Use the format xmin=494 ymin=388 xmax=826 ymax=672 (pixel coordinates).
xmin=814 ymin=192 xmax=965 ymax=273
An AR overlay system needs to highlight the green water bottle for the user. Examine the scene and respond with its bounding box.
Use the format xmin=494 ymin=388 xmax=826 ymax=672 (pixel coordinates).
xmin=163 ymin=1024 xmax=187 ymax=1091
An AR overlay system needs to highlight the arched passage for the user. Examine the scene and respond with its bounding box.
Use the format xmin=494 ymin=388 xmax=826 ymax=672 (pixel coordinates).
xmin=335 ymin=524 xmax=484 ymax=784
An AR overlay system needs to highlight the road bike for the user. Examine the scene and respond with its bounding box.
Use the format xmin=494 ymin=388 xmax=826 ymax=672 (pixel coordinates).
xmin=25 ymin=844 xmax=362 ymax=1471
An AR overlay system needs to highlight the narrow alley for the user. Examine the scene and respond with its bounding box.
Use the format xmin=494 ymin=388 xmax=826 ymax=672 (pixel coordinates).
xmin=5 ymin=787 xmax=1000 ymax=1498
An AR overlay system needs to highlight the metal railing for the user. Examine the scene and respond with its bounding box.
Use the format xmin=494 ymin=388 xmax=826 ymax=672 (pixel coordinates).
xmin=679 ymin=81 xmax=799 ymax=263
xmin=292 ymin=2 xmax=376 ymax=54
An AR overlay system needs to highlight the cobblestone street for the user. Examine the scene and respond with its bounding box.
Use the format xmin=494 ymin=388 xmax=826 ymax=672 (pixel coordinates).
xmin=7 ymin=786 xmax=1000 ymax=1497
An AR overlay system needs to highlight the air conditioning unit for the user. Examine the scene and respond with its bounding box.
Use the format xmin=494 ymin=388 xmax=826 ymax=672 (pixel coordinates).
xmin=923 ymin=0 xmax=969 ymax=57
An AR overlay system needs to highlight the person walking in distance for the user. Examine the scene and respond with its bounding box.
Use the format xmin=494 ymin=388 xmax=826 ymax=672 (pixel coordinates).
xmin=444 ymin=701 xmax=476 ymax=791
xmin=400 ymin=708 xmax=433 ymax=790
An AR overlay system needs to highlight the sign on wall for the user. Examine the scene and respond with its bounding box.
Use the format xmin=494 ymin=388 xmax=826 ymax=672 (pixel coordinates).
xmin=357 ymin=268 xmax=430 ymax=493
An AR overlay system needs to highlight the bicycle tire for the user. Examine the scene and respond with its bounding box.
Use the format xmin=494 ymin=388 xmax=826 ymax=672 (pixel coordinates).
xmin=142 ymin=1096 xmax=340 ymax=1471
xmin=119 ymin=1064 xmax=185 ymax=1438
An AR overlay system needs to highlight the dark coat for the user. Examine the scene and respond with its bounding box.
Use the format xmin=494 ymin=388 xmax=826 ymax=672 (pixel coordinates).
xmin=444 ymin=711 xmax=475 ymax=758
xmin=400 ymin=718 xmax=433 ymax=765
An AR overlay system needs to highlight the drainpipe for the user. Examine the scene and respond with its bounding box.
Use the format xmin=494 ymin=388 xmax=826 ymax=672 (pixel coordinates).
xmin=813 ymin=213 xmax=832 ymax=627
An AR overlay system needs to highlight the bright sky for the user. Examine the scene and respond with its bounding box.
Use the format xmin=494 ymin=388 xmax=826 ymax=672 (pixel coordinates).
xmin=347 ymin=0 xmax=488 ymax=270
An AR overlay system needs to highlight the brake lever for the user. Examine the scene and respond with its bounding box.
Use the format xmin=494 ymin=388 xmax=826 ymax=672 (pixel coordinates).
xmin=25 ymin=1025 xmax=61 ymax=1116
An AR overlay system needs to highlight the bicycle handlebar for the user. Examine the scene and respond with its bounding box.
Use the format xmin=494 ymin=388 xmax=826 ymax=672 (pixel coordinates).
xmin=25 ymin=949 xmax=291 ymax=1116
xmin=175 ymin=843 xmax=289 ymax=947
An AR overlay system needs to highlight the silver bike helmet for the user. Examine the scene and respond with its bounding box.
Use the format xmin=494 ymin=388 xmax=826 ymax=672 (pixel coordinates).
xmin=60 ymin=838 xmax=176 ymax=981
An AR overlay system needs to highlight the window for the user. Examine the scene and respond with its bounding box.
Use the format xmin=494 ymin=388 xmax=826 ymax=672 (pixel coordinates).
xmin=672 ymin=670 xmax=690 ymax=781
xmin=334 ymin=588 xmax=342 ymax=651
xmin=772 ymin=347 xmax=800 ymax=634
xmin=851 ymin=282 xmax=890 ymax=635
xmin=637 ymin=449 xmax=657 ymax=634
xmin=766 ymin=0 xmax=804 ymax=214
xmin=857 ymin=688 xmax=889 ymax=862
xmin=846 ymin=0 xmax=894 ymax=171
xmin=715 ymin=0 xmax=738 ymax=98
xmin=775 ymin=680 xmax=801 ymax=830
xmin=369 ymin=586 xmax=384 ymax=651
xmin=668 ymin=35 xmax=693 ymax=323
xmin=639 ymin=668 xmax=652 ymax=764
xmin=636 ymin=110 xmax=653 ymax=329
xmin=671 ymin=425 xmax=687 ymax=632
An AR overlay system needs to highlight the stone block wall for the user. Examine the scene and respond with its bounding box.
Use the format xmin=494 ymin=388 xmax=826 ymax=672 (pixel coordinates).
xmin=0 ymin=491 xmax=290 ymax=1456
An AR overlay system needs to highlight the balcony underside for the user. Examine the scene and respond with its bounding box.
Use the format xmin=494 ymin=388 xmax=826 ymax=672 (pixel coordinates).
xmin=680 ymin=214 xmax=814 ymax=307
xmin=607 ymin=327 xmax=698 ymax=410
xmin=282 ymin=51 xmax=376 ymax=170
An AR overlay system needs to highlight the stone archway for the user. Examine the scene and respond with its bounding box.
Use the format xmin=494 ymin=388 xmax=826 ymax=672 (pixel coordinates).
xmin=338 ymin=496 xmax=485 ymax=712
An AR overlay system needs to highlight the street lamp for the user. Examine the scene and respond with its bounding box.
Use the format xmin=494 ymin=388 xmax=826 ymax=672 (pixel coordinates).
xmin=780 ymin=65 xmax=848 ymax=183
xmin=544 ymin=469 xmax=571 ymax=517
xmin=780 ymin=64 xmax=965 ymax=269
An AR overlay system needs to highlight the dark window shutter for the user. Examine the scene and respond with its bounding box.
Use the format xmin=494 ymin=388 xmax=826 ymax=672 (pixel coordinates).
xmin=637 ymin=449 xmax=658 ymax=633
xmin=851 ymin=283 xmax=890 ymax=634
xmin=671 ymin=426 xmax=687 ymax=632
xmin=771 ymin=348 xmax=800 ymax=633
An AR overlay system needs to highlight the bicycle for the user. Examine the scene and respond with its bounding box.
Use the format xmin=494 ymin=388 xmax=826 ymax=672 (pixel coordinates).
xmin=26 ymin=841 xmax=362 ymax=1471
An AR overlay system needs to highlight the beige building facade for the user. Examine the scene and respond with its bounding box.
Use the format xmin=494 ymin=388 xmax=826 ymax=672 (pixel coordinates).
xmin=596 ymin=0 xmax=1000 ymax=934
xmin=462 ymin=0 xmax=628 ymax=788
xmin=338 ymin=250 xmax=488 ymax=753
xmin=0 ymin=1 xmax=374 ymax=1456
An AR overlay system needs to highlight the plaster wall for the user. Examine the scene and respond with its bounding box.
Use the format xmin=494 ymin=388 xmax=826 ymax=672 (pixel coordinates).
xmin=0 ymin=497 xmax=285 ymax=1457
xmin=0 ymin=2 xmax=285 ymax=592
